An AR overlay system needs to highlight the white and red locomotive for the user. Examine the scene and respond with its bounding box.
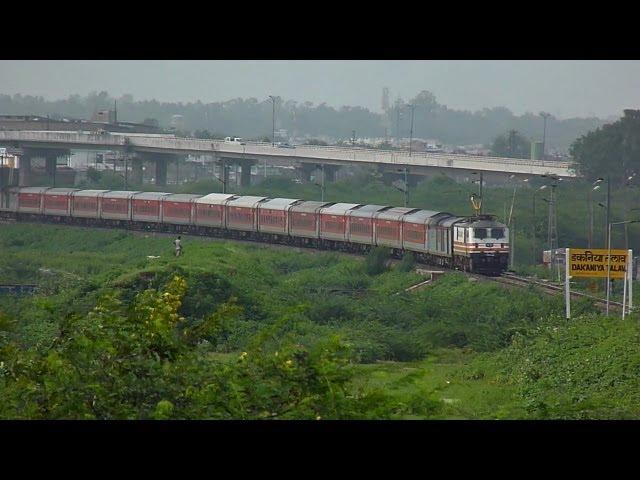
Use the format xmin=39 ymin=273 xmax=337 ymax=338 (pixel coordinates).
xmin=0 ymin=187 xmax=510 ymax=275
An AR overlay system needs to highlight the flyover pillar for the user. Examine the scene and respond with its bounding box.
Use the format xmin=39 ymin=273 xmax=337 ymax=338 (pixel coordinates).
xmin=45 ymin=152 xmax=57 ymax=187
xmin=324 ymin=165 xmax=339 ymax=182
xmin=238 ymin=160 xmax=254 ymax=188
xmin=296 ymin=163 xmax=315 ymax=182
xmin=130 ymin=158 xmax=144 ymax=186
xmin=18 ymin=155 xmax=32 ymax=186
xmin=155 ymin=158 xmax=168 ymax=187
xmin=218 ymin=159 xmax=230 ymax=193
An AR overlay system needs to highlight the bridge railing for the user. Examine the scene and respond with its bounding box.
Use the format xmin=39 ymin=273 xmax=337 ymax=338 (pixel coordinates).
xmin=0 ymin=131 xmax=576 ymax=175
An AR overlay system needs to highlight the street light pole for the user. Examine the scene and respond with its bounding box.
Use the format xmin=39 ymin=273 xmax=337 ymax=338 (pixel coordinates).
xmin=607 ymin=220 xmax=639 ymax=315
xmin=268 ymin=95 xmax=277 ymax=146
xmin=395 ymin=102 xmax=400 ymax=147
xmin=407 ymin=104 xmax=415 ymax=157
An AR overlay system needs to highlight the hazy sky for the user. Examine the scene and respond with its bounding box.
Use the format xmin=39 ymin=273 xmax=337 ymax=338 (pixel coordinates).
xmin=0 ymin=60 xmax=637 ymax=119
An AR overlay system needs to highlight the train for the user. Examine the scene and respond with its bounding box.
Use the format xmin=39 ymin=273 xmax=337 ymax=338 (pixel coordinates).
xmin=0 ymin=186 xmax=510 ymax=275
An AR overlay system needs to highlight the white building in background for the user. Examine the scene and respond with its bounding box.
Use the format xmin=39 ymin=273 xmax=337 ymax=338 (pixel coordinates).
xmin=170 ymin=115 xmax=185 ymax=131
xmin=0 ymin=147 xmax=18 ymax=168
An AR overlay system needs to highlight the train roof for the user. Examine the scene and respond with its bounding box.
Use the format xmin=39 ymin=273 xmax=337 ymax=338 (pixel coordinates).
xmin=348 ymin=204 xmax=390 ymax=218
xmin=426 ymin=212 xmax=455 ymax=226
xmin=439 ymin=216 xmax=466 ymax=228
xmin=164 ymin=194 xmax=203 ymax=202
xmin=376 ymin=207 xmax=420 ymax=221
xmin=227 ymin=195 xmax=269 ymax=208
xmin=43 ymin=188 xmax=79 ymax=194
xmin=132 ymin=192 xmax=172 ymax=201
xmin=16 ymin=187 xmax=51 ymax=194
xmin=457 ymin=215 xmax=506 ymax=228
xmin=320 ymin=203 xmax=362 ymax=215
xmin=403 ymin=209 xmax=444 ymax=224
xmin=289 ymin=201 xmax=334 ymax=213
xmin=73 ymin=189 xmax=111 ymax=197
xmin=101 ymin=190 xmax=142 ymax=199
xmin=195 ymin=193 xmax=237 ymax=205
xmin=258 ymin=198 xmax=301 ymax=211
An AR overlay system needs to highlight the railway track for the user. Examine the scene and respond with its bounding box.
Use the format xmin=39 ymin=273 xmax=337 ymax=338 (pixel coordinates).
xmin=477 ymin=271 xmax=626 ymax=312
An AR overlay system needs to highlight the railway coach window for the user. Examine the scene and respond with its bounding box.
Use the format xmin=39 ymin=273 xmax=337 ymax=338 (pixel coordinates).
xmin=491 ymin=228 xmax=505 ymax=239
xmin=474 ymin=228 xmax=488 ymax=239
xmin=350 ymin=222 xmax=371 ymax=235
xmin=292 ymin=215 xmax=314 ymax=228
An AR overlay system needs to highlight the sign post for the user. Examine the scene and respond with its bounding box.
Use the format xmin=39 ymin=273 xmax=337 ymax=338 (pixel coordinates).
xmin=566 ymin=248 xmax=631 ymax=318
xmin=629 ymin=249 xmax=633 ymax=314
xmin=565 ymin=249 xmax=571 ymax=319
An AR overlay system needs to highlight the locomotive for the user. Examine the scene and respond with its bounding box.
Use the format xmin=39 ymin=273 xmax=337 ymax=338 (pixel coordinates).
xmin=0 ymin=186 xmax=510 ymax=275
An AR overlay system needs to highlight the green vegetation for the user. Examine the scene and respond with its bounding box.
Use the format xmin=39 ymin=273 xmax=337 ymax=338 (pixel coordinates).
xmin=571 ymin=109 xmax=640 ymax=181
xmin=1 ymin=223 xmax=637 ymax=419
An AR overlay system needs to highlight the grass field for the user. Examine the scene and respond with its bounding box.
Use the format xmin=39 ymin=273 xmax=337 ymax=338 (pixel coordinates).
xmin=1 ymin=222 xmax=639 ymax=419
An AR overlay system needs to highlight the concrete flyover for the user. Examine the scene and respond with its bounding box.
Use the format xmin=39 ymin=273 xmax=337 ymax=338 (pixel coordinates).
xmin=0 ymin=130 xmax=577 ymax=185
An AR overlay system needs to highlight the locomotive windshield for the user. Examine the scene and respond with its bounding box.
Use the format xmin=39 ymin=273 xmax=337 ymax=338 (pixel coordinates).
xmin=474 ymin=227 xmax=506 ymax=239
xmin=474 ymin=228 xmax=488 ymax=239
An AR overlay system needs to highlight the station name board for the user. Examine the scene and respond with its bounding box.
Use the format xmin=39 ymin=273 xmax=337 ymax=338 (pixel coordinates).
xmin=568 ymin=248 xmax=628 ymax=279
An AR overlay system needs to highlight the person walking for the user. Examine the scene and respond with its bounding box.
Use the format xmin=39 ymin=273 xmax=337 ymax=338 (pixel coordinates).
xmin=174 ymin=235 xmax=183 ymax=257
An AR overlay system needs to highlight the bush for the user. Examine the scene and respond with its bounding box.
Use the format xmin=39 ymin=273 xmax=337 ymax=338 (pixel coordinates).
xmin=365 ymin=247 xmax=390 ymax=275
xmin=396 ymin=252 xmax=415 ymax=272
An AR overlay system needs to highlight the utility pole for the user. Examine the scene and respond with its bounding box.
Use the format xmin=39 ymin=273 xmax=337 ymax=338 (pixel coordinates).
xmin=480 ymin=171 xmax=483 ymax=214
xmin=533 ymin=191 xmax=537 ymax=261
xmin=606 ymin=175 xmax=611 ymax=247
xmin=408 ymin=104 xmax=415 ymax=157
xmin=352 ymin=130 xmax=356 ymax=146
xmin=510 ymin=215 xmax=516 ymax=269
xmin=547 ymin=184 xmax=559 ymax=281
xmin=395 ymin=101 xmax=400 ymax=147
xmin=268 ymin=95 xmax=277 ymax=146
xmin=403 ymin=167 xmax=409 ymax=207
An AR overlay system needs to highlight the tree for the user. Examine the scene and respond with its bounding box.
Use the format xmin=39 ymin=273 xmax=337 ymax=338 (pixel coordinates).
xmin=570 ymin=109 xmax=640 ymax=183
xmin=491 ymin=130 xmax=531 ymax=159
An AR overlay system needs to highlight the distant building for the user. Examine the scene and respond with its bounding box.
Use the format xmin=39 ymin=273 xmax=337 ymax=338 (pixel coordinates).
xmin=92 ymin=109 xmax=116 ymax=123
xmin=170 ymin=115 xmax=185 ymax=131
xmin=382 ymin=87 xmax=390 ymax=111
xmin=0 ymin=115 xmax=163 ymax=134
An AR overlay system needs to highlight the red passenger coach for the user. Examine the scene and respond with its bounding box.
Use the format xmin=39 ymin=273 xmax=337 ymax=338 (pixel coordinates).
xmin=319 ymin=203 xmax=362 ymax=242
xmin=288 ymin=201 xmax=332 ymax=239
xmin=194 ymin=193 xmax=237 ymax=228
xmin=17 ymin=187 xmax=50 ymax=214
xmin=42 ymin=188 xmax=79 ymax=216
xmin=347 ymin=204 xmax=389 ymax=245
xmin=226 ymin=196 xmax=268 ymax=232
xmin=162 ymin=194 xmax=201 ymax=225
xmin=402 ymin=210 xmax=442 ymax=253
xmin=72 ymin=190 xmax=110 ymax=218
xmin=131 ymin=192 xmax=171 ymax=223
xmin=257 ymin=198 xmax=300 ymax=235
xmin=100 ymin=191 xmax=140 ymax=221
xmin=374 ymin=207 xmax=419 ymax=249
